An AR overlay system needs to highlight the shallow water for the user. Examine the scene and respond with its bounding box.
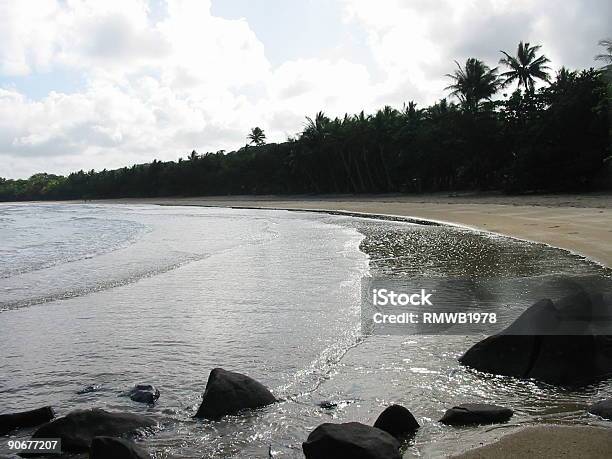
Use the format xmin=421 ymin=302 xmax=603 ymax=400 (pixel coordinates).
xmin=0 ymin=203 xmax=610 ymax=458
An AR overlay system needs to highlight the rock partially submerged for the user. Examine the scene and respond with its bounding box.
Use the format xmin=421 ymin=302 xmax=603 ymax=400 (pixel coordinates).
xmin=90 ymin=436 xmax=150 ymax=459
xmin=77 ymin=385 xmax=101 ymax=395
xmin=30 ymin=408 xmax=155 ymax=453
xmin=460 ymin=292 xmax=612 ymax=386
xmin=439 ymin=403 xmax=513 ymax=426
xmin=302 ymin=422 xmax=401 ymax=459
xmin=373 ymin=404 xmax=419 ymax=439
xmin=0 ymin=407 xmax=54 ymax=435
xmin=195 ymin=368 xmax=276 ymax=420
xmin=588 ymin=399 xmax=612 ymax=421
xmin=125 ymin=385 xmax=160 ymax=404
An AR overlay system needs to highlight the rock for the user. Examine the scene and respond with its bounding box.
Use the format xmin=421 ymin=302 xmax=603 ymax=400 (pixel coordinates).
xmin=77 ymin=385 xmax=101 ymax=395
xmin=373 ymin=404 xmax=419 ymax=439
xmin=30 ymin=408 xmax=155 ymax=453
xmin=439 ymin=403 xmax=513 ymax=426
xmin=0 ymin=407 xmax=54 ymax=435
xmin=318 ymin=401 xmax=337 ymax=410
xmin=459 ymin=292 xmax=612 ymax=386
xmin=588 ymin=399 xmax=612 ymax=420
xmin=302 ymin=422 xmax=401 ymax=459
xmin=194 ymin=368 xmax=276 ymax=420
xmin=125 ymin=385 xmax=160 ymax=404
xmin=90 ymin=436 xmax=150 ymax=459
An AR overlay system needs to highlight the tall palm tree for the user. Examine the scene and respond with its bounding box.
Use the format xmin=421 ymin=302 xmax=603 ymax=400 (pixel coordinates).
xmin=445 ymin=58 xmax=501 ymax=111
xmin=499 ymin=41 xmax=551 ymax=92
xmin=247 ymin=127 xmax=266 ymax=146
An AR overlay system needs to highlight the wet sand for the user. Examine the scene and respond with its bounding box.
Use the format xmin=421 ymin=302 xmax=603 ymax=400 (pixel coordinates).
xmin=97 ymin=193 xmax=612 ymax=268
xmin=454 ymin=425 xmax=612 ymax=458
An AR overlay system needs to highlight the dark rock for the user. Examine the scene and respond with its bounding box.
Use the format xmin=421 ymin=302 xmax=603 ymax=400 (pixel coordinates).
xmin=194 ymin=368 xmax=276 ymax=420
xmin=460 ymin=292 xmax=612 ymax=386
xmin=90 ymin=436 xmax=150 ymax=459
xmin=317 ymin=400 xmax=355 ymax=410
xmin=30 ymin=408 xmax=155 ymax=453
xmin=588 ymin=399 xmax=612 ymax=420
xmin=77 ymin=385 xmax=101 ymax=395
xmin=125 ymin=385 xmax=160 ymax=404
xmin=302 ymin=422 xmax=401 ymax=459
xmin=439 ymin=403 xmax=513 ymax=426
xmin=373 ymin=404 xmax=419 ymax=439
xmin=318 ymin=401 xmax=338 ymax=410
xmin=0 ymin=407 xmax=54 ymax=435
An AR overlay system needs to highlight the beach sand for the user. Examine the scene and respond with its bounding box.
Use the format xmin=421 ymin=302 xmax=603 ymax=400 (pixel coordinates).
xmin=99 ymin=192 xmax=612 ymax=267
xmin=453 ymin=425 xmax=612 ymax=458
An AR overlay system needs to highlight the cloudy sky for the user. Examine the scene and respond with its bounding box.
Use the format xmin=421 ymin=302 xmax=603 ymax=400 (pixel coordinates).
xmin=1 ymin=0 xmax=609 ymax=179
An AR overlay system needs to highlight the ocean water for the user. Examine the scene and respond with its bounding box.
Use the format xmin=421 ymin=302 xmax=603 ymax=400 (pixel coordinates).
xmin=0 ymin=203 xmax=610 ymax=458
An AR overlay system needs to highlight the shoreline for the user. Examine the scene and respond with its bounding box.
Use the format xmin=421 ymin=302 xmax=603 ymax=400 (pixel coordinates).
xmin=92 ymin=194 xmax=612 ymax=457
xmin=4 ymin=195 xmax=611 ymax=456
xmin=82 ymin=193 xmax=612 ymax=268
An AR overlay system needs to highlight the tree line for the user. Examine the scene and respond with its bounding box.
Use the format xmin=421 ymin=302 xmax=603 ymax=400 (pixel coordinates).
xmin=1 ymin=40 xmax=610 ymax=201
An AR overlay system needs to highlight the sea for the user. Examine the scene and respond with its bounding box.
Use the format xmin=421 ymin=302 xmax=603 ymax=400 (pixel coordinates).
xmin=1 ymin=202 xmax=611 ymax=458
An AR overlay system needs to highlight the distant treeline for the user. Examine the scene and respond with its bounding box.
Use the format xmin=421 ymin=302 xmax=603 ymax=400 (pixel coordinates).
xmin=1 ymin=43 xmax=611 ymax=201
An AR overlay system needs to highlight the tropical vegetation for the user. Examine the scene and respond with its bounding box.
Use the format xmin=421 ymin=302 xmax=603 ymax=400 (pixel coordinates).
xmin=1 ymin=40 xmax=610 ymax=201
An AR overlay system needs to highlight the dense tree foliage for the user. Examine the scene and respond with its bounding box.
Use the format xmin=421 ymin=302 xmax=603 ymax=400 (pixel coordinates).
xmin=1 ymin=43 xmax=610 ymax=201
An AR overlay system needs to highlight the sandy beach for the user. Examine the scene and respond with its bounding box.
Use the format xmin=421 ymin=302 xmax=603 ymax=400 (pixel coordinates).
xmin=99 ymin=192 xmax=612 ymax=268
xmin=454 ymin=425 xmax=612 ymax=458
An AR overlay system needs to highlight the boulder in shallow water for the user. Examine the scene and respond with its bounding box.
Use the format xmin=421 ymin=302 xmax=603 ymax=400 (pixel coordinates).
xmin=302 ymin=422 xmax=401 ymax=459
xmin=439 ymin=403 xmax=513 ymax=426
xmin=125 ymin=385 xmax=160 ymax=404
xmin=459 ymin=292 xmax=612 ymax=386
xmin=373 ymin=404 xmax=419 ymax=439
xmin=0 ymin=407 xmax=54 ymax=435
xmin=588 ymin=399 xmax=612 ymax=421
xmin=31 ymin=408 xmax=155 ymax=453
xmin=90 ymin=436 xmax=150 ymax=459
xmin=194 ymin=368 xmax=276 ymax=420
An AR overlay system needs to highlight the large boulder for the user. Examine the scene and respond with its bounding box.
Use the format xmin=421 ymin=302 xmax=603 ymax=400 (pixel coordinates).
xmin=0 ymin=407 xmax=54 ymax=435
xmin=373 ymin=404 xmax=419 ymax=439
xmin=460 ymin=292 xmax=612 ymax=386
xmin=588 ymin=399 xmax=612 ymax=421
xmin=439 ymin=403 xmax=513 ymax=426
xmin=302 ymin=422 xmax=401 ymax=459
xmin=30 ymin=409 xmax=155 ymax=453
xmin=90 ymin=436 xmax=150 ymax=459
xmin=194 ymin=368 xmax=276 ymax=420
xmin=125 ymin=384 xmax=160 ymax=404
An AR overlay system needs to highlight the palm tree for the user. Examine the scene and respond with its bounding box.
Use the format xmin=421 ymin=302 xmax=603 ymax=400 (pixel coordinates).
xmin=247 ymin=127 xmax=266 ymax=146
xmin=499 ymin=41 xmax=551 ymax=92
xmin=446 ymin=58 xmax=501 ymax=111
xmin=595 ymin=38 xmax=612 ymax=70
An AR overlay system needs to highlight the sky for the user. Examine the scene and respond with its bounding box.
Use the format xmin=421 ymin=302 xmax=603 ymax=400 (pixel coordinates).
xmin=0 ymin=0 xmax=610 ymax=179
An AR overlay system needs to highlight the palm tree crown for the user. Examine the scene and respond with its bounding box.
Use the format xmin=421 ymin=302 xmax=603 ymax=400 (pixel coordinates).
xmin=595 ymin=38 xmax=612 ymax=70
xmin=499 ymin=41 xmax=551 ymax=91
xmin=247 ymin=127 xmax=266 ymax=146
xmin=445 ymin=58 xmax=501 ymax=111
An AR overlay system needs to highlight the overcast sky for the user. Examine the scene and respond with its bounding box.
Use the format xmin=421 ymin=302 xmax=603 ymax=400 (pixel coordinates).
xmin=1 ymin=0 xmax=610 ymax=179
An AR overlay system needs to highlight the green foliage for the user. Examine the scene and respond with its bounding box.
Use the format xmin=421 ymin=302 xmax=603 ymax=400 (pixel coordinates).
xmin=247 ymin=127 xmax=266 ymax=146
xmin=1 ymin=45 xmax=610 ymax=201
xmin=499 ymin=41 xmax=551 ymax=92
xmin=445 ymin=58 xmax=501 ymax=112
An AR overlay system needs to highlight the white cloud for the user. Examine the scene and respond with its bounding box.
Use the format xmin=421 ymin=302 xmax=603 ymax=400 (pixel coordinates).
xmin=0 ymin=0 xmax=609 ymax=178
